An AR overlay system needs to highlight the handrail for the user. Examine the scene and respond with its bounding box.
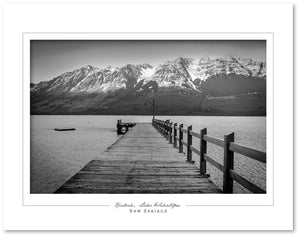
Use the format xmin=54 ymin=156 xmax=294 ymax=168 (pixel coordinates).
xmin=229 ymin=142 xmax=266 ymax=164
xmin=203 ymin=134 xmax=224 ymax=147
xmin=152 ymin=118 xmax=266 ymax=194
xmin=203 ymin=154 xmax=223 ymax=172
xmin=182 ymin=128 xmax=188 ymax=134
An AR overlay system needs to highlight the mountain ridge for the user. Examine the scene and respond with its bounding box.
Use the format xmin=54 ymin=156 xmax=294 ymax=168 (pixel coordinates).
xmin=31 ymin=55 xmax=266 ymax=115
xmin=31 ymin=55 xmax=266 ymax=94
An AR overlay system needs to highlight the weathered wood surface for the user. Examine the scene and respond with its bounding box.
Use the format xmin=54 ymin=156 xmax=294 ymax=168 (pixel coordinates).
xmin=55 ymin=123 xmax=221 ymax=194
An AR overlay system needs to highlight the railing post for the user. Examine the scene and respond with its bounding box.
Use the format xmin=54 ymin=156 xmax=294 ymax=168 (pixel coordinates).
xmin=166 ymin=119 xmax=170 ymax=138
xmin=199 ymin=128 xmax=207 ymax=175
xmin=164 ymin=120 xmax=168 ymax=136
xmin=223 ymin=132 xmax=235 ymax=193
xmin=187 ymin=125 xmax=192 ymax=161
xmin=173 ymin=123 xmax=177 ymax=148
xmin=179 ymin=124 xmax=183 ymax=153
xmin=169 ymin=122 xmax=173 ymax=143
xmin=165 ymin=120 xmax=169 ymax=137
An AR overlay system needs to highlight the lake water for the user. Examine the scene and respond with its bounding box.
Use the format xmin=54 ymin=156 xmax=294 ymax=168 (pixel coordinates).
xmin=30 ymin=115 xmax=266 ymax=193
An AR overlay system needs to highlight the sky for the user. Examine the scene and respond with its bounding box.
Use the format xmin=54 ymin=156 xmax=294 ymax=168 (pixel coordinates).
xmin=30 ymin=40 xmax=266 ymax=84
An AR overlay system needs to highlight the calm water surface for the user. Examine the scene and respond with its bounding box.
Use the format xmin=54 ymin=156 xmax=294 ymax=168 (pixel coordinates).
xmin=30 ymin=115 xmax=266 ymax=193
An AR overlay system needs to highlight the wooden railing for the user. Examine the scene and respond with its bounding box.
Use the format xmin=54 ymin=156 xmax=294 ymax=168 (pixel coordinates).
xmin=152 ymin=118 xmax=266 ymax=194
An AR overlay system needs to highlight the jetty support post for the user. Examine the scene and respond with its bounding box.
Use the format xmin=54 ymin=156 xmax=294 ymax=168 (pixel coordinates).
xmin=163 ymin=120 xmax=167 ymax=136
xmin=169 ymin=122 xmax=173 ymax=144
xmin=173 ymin=123 xmax=177 ymax=148
xmin=156 ymin=120 xmax=160 ymax=133
xmin=187 ymin=125 xmax=192 ymax=161
xmin=116 ymin=120 xmax=121 ymax=134
xmin=165 ymin=119 xmax=170 ymax=139
xmin=179 ymin=124 xmax=183 ymax=153
xmin=199 ymin=128 xmax=207 ymax=175
xmin=223 ymin=132 xmax=235 ymax=193
xmin=152 ymin=99 xmax=155 ymax=120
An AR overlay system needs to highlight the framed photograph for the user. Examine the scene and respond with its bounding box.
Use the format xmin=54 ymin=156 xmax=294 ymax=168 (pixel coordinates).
xmin=2 ymin=1 xmax=293 ymax=231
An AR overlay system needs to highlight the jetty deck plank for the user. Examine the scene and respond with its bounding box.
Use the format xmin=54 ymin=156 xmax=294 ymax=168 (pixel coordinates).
xmin=55 ymin=123 xmax=221 ymax=194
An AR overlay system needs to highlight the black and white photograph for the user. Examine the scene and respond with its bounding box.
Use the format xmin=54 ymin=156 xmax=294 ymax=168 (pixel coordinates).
xmin=2 ymin=0 xmax=296 ymax=232
xmin=30 ymin=40 xmax=267 ymax=194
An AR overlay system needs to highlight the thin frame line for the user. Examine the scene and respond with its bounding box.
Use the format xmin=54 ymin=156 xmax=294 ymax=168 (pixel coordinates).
xmin=24 ymin=32 xmax=274 ymax=34
xmin=23 ymin=32 xmax=273 ymax=207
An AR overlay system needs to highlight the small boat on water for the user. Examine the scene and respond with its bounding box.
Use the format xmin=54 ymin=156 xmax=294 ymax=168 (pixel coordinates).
xmin=54 ymin=128 xmax=76 ymax=131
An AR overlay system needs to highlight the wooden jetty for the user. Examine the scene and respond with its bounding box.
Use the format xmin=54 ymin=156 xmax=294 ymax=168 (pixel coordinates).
xmin=152 ymin=119 xmax=266 ymax=194
xmin=55 ymin=118 xmax=266 ymax=194
xmin=55 ymin=122 xmax=221 ymax=194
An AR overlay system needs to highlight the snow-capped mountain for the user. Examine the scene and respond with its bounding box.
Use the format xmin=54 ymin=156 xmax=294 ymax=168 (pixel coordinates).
xmin=194 ymin=55 xmax=266 ymax=81
xmin=31 ymin=55 xmax=266 ymax=115
xmin=31 ymin=56 xmax=266 ymax=95
xmin=142 ymin=57 xmax=197 ymax=90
